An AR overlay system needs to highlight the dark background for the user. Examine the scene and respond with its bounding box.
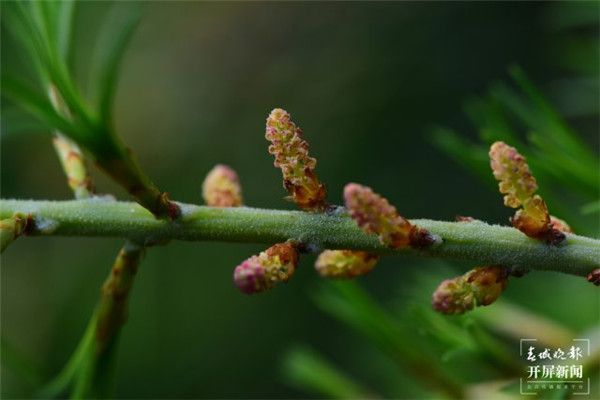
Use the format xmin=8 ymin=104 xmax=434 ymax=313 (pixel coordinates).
xmin=1 ymin=2 xmax=598 ymax=398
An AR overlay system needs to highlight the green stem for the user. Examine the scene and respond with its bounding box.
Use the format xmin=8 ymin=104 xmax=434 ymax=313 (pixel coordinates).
xmin=71 ymin=240 xmax=144 ymax=399
xmin=92 ymin=140 xmax=178 ymax=219
xmin=1 ymin=337 xmax=45 ymax=388
xmin=1 ymin=199 xmax=598 ymax=276
xmin=94 ymin=241 xmax=143 ymax=354
xmin=37 ymin=241 xmax=144 ymax=399
xmin=37 ymin=319 xmax=95 ymax=398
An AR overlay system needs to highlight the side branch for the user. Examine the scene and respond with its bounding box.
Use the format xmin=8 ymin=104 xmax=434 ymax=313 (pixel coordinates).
xmin=1 ymin=199 xmax=598 ymax=276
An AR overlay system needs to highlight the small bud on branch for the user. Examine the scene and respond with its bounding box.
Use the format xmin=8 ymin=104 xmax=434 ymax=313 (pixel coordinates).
xmin=587 ymin=269 xmax=600 ymax=286
xmin=48 ymin=86 xmax=95 ymax=200
xmin=0 ymin=213 xmax=30 ymax=253
xmin=315 ymin=250 xmax=379 ymax=278
xmin=489 ymin=141 xmax=537 ymax=208
xmin=432 ymin=266 xmax=508 ymax=315
xmin=489 ymin=141 xmax=566 ymax=244
xmin=343 ymin=183 xmax=435 ymax=248
xmin=265 ymin=108 xmax=327 ymax=211
xmin=52 ymin=135 xmax=96 ymax=200
xmin=202 ymin=164 xmax=243 ymax=207
xmin=234 ymin=242 xmax=299 ymax=294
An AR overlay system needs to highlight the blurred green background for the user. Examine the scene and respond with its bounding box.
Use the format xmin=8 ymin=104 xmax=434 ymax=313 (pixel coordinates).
xmin=1 ymin=1 xmax=598 ymax=398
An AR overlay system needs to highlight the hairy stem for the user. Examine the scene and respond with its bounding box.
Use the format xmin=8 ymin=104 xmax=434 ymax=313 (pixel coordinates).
xmin=93 ymin=144 xmax=178 ymax=219
xmin=95 ymin=241 xmax=143 ymax=353
xmin=1 ymin=199 xmax=598 ymax=276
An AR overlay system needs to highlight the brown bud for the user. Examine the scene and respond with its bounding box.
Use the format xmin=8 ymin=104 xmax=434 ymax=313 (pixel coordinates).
xmin=587 ymin=269 xmax=600 ymax=287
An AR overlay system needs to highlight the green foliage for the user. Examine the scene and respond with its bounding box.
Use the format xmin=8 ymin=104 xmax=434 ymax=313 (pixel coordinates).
xmin=430 ymin=66 xmax=599 ymax=235
xmin=1 ymin=107 xmax=47 ymax=138
xmin=2 ymin=1 xmax=177 ymax=218
xmin=544 ymin=2 xmax=600 ymax=77
xmin=0 ymin=0 xmax=137 ymax=139
xmin=313 ymin=281 xmax=464 ymax=398
xmin=284 ymin=346 xmax=372 ymax=399
xmin=2 ymin=1 xmax=94 ymax=131
xmin=86 ymin=2 xmax=141 ymax=126
xmin=37 ymin=318 xmax=95 ymax=399
xmin=284 ymin=276 xmax=597 ymax=399
xmin=0 ymin=337 xmax=44 ymax=389
xmin=1 ymin=76 xmax=86 ymax=141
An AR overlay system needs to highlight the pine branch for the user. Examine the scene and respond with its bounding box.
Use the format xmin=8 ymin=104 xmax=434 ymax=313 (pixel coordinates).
xmin=1 ymin=199 xmax=598 ymax=277
xmin=42 ymin=71 xmax=142 ymax=399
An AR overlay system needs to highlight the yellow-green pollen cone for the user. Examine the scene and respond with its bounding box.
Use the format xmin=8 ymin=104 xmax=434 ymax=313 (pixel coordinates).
xmin=315 ymin=250 xmax=379 ymax=278
xmin=489 ymin=141 xmax=566 ymax=244
xmin=432 ymin=266 xmax=509 ymax=314
xmin=343 ymin=183 xmax=435 ymax=248
xmin=0 ymin=213 xmax=29 ymax=253
xmin=202 ymin=164 xmax=243 ymax=207
xmin=265 ymin=108 xmax=327 ymax=211
xmin=233 ymin=242 xmax=299 ymax=294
